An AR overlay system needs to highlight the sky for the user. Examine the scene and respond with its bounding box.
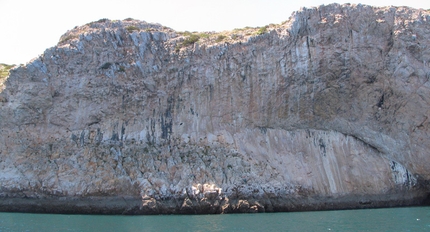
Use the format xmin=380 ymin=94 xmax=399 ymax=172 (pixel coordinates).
xmin=1 ymin=0 xmax=429 ymax=65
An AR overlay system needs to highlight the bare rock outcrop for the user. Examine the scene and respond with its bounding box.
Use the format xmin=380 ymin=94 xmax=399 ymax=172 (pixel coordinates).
xmin=0 ymin=4 xmax=429 ymax=214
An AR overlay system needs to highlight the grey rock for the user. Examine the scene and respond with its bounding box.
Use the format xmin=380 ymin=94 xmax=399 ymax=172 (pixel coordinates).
xmin=0 ymin=3 xmax=429 ymax=214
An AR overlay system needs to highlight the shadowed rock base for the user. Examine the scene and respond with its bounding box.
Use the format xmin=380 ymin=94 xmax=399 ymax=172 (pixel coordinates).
xmin=1 ymin=191 xmax=428 ymax=215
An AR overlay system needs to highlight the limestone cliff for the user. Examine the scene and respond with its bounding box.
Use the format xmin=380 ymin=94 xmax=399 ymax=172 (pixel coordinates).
xmin=0 ymin=3 xmax=429 ymax=214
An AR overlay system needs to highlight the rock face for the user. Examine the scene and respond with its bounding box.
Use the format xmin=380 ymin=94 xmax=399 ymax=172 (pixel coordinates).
xmin=0 ymin=4 xmax=429 ymax=214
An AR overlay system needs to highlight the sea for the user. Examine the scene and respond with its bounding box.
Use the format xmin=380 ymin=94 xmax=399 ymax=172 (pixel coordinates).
xmin=0 ymin=206 xmax=429 ymax=232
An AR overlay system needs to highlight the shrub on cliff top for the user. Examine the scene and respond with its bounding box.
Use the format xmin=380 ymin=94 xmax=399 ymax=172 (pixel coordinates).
xmin=0 ymin=63 xmax=15 ymax=79
xmin=58 ymin=34 xmax=79 ymax=44
xmin=126 ymin=25 xmax=140 ymax=33
xmin=175 ymin=32 xmax=201 ymax=51
xmin=255 ymin=26 xmax=268 ymax=35
xmin=215 ymin=35 xmax=227 ymax=42
xmin=182 ymin=34 xmax=200 ymax=46
xmin=96 ymin=18 xmax=109 ymax=23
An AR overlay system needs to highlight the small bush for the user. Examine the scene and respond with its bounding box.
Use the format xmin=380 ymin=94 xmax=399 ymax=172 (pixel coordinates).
xmin=175 ymin=32 xmax=215 ymax=52
xmin=199 ymin=33 xmax=210 ymax=39
xmin=0 ymin=63 xmax=15 ymax=79
xmin=256 ymin=26 xmax=267 ymax=35
xmin=96 ymin=18 xmax=109 ymax=23
xmin=59 ymin=34 xmax=78 ymax=44
xmin=215 ymin=35 xmax=227 ymax=42
xmin=126 ymin=25 xmax=140 ymax=33
xmin=182 ymin=34 xmax=200 ymax=46
xmin=124 ymin=17 xmax=134 ymax=21
xmin=178 ymin=31 xmax=193 ymax=36
xmin=86 ymin=18 xmax=110 ymax=27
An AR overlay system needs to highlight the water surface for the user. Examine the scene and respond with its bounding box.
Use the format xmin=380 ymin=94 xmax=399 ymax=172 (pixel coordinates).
xmin=1 ymin=207 xmax=429 ymax=231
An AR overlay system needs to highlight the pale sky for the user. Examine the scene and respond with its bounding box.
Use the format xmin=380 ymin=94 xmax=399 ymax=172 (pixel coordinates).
xmin=1 ymin=0 xmax=429 ymax=65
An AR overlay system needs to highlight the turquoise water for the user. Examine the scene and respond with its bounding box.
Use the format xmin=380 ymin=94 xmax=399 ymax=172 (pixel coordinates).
xmin=0 ymin=207 xmax=429 ymax=231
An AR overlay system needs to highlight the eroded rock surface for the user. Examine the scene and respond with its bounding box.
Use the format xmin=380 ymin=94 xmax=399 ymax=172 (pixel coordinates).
xmin=1 ymin=3 xmax=429 ymax=214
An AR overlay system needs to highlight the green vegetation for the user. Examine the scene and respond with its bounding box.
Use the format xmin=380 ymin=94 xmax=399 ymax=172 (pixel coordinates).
xmin=58 ymin=34 xmax=79 ymax=44
xmin=1 ymin=63 xmax=15 ymax=89
xmin=198 ymin=33 xmax=210 ymax=39
xmin=126 ymin=25 xmax=140 ymax=33
xmin=182 ymin=34 xmax=200 ymax=46
xmin=85 ymin=18 xmax=111 ymax=27
xmin=175 ymin=32 xmax=203 ymax=52
xmin=231 ymin=25 xmax=269 ymax=36
xmin=215 ymin=35 xmax=227 ymax=43
xmin=0 ymin=63 xmax=16 ymax=80
xmin=255 ymin=26 xmax=268 ymax=35
xmin=96 ymin=18 xmax=109 ymax=23
xmin=124 ymin=17 xmax=135 ymax=21
xmin=174 ymin=23 xmax=275 ymax=52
